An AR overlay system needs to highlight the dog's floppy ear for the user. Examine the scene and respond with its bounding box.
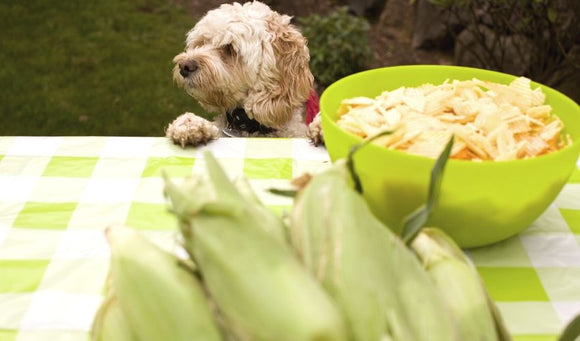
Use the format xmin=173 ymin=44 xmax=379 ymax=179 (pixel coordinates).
xmin=245 ymin=13 xmax=314 ymax=128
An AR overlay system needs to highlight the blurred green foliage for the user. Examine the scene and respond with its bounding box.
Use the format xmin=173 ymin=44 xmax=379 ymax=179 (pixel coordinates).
xmin=298 ymin=7 xmax=373 ymax=87
xmin=0 ymin=0 xmax=207 ymax=136
xmin=425 ymin=0 xmax=579 ymax=88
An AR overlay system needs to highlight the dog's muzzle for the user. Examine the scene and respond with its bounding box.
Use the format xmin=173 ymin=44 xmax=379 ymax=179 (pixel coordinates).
xmin=178 ymin=60 xmax=198 ymax=78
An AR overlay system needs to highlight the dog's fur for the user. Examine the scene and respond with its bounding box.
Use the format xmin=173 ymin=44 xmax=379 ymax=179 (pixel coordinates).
xmin=167 ymin=1 xmax=322 ymax=147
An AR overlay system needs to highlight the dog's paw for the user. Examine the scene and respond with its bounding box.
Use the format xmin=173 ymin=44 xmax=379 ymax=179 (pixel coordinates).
xmin=165 ymin=113 xmax=220 ymax=148
xmin=306 ymin=113 xmax=324 ymax=146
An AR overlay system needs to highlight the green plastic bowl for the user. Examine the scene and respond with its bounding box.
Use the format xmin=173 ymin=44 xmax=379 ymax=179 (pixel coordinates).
xmin=320 ymin=65 xmax=580 ymax=248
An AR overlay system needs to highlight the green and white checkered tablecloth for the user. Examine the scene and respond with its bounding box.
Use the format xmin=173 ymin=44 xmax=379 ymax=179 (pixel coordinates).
xmin=0 ymin=136 xmax=579 ymax=341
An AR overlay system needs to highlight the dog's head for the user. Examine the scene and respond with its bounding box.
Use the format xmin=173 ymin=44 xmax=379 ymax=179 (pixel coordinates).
xmin=173 ymin=1 xmax=314 ymax=129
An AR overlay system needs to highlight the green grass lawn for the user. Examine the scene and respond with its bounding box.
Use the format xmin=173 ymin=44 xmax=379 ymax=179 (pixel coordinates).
xmin=0 ymin=0 xmax=208 ymax=136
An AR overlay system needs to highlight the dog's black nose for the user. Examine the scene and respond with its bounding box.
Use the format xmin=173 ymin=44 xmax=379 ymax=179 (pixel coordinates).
xmin=178 ymin=60 xmax=198 ymax=78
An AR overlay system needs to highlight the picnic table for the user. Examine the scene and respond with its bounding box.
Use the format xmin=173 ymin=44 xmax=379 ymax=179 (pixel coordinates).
xmin=0 ymin=136 xmax=579 ymax=341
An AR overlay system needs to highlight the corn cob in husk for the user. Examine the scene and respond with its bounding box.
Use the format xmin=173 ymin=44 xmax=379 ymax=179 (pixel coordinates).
xmin=99 ymin=224 xmax=222 ymax=341
xmin=289 ymin=159 xmax=458 ymax=341
xmin=411 ymin=227 xmax=512 ymax=341
xmin=164 ymin=158 xmax=287 ymax=246
xmin=232 ymin=175 xmax=289 ymax=244
xmin=91 ymin=290 xmax=137 ymax=341
xmin=163 ymin=151 xmax=347 ymax=341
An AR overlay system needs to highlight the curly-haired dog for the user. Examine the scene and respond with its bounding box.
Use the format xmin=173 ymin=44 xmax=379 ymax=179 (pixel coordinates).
xmin=167 ymin=1 xmax=323 ymax=147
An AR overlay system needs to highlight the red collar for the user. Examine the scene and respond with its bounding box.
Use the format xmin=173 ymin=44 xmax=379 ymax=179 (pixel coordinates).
xmin=305 ymin=89 xmax=320 ymax=125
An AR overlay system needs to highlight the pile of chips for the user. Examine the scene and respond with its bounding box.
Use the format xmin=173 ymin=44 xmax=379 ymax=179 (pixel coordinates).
xmin=336 ymin=77 xmax=571 ymax=161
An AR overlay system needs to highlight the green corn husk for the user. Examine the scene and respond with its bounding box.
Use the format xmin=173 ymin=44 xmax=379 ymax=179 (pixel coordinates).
xmin=91 ymin=290 xmax=137 ymax=341
xmin=163 ymin=162 xmax=287 ymax=246
xmin=103 ymin=224 xmax=223 ymax=341
xmin=232 ymin=175 xmax=288 ymax=244
xmin=289 ymin=160 xmax=458 ymax=341
xmin=411 ymin=227 xmax=511 ymax=341
xmin=233 ymin=175 xmax=261 ymax=204
xmin=558 ymin=313 xmax=580 ymax=341
xmin=163 ymin=151 xmax=347 ymax=341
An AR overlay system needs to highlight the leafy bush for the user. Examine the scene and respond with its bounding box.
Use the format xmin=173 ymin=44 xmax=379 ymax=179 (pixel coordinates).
xmin=426 ymin=0 xmax=579 ymax=87
xmin=298 ymin=7 xmax=373 ymax=87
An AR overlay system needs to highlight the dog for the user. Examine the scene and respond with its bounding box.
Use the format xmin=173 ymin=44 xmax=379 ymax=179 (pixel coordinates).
xmin=166 ymin=1 xmax=323 ymax=147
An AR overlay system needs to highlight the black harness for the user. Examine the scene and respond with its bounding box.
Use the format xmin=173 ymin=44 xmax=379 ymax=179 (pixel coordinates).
xmin=225 ymin=108 xmax=276 ymax=135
